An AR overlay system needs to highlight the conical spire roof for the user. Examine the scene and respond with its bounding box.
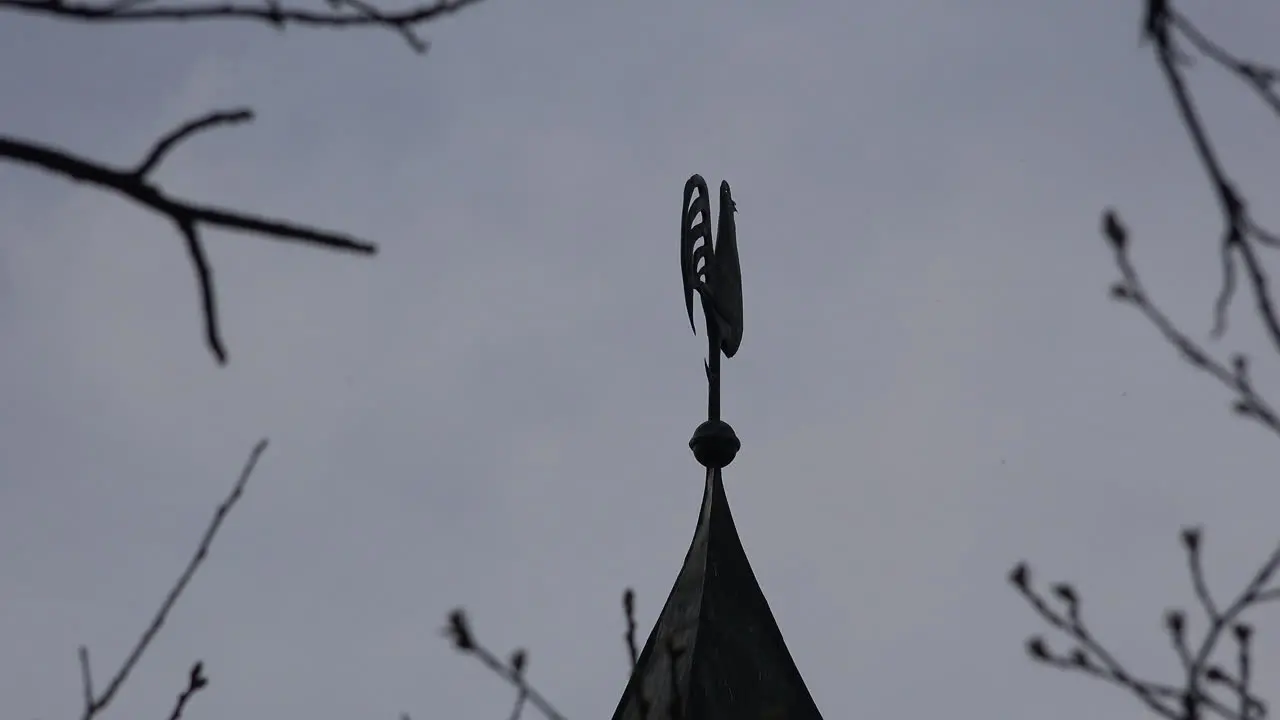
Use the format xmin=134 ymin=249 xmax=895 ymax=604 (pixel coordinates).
xmin=609 ymin=468 xmax=823 ymax=720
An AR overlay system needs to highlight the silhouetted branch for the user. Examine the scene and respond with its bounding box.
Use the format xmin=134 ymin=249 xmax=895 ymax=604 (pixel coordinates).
xmin=1022 ymin=7 xmax=1280 ymax=719
xmin=1170 ymin=14 xmax=1280 ymax=120
xmin=0 ymin=0 xmax=485 ymax=53
xmin=76 ymin=439 xmax=268 ymax=720
xmin=1121 ymin=1 xmax=1280 ymax=352
xmin=1102 ymin=211 xmax=1280 ymax=437
xmin=442 ymin=609 xmax=567 ymax=720
xmin=623 ymin=588 xmax=640 ymax=669
xmin=5 ymin=0 xmax=489 ymax=363
xmin=1011 ymin=527 xmax=1275 ymax=720
xmin=137 ymin=111 xmax=248 ymax=177
xmin=1096 ymin=2 xmax=1280 ymax=444
xmin=621 ymin=589 xmax=654 ymax=720
xmin=442 ymin=596 xmax=690 ymax=720
xmin=0 ymin=114 xmax=376 ymax=364
xmin=505 ymin=648 xmax=529 ymax=720
xmin=167 ymin=662 xmax=210 ymax=720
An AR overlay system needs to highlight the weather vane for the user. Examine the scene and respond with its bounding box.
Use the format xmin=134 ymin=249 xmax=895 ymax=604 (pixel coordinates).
xmin=680 ymin=174 xmax=744 ymax=470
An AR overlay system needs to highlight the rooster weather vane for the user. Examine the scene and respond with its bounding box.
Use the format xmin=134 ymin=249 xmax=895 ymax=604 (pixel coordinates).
xmin=680 ymin=174 xmax=744 ymax=470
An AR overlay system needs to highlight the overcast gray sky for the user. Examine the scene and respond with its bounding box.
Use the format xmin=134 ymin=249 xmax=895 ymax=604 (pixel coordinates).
xmin=4 ymin=1 xmax=1280 ymax=718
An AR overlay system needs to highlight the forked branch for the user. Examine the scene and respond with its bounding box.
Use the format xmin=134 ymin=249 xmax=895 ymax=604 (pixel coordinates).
xmin=1095 ymin=0 xmax=1280 ymax=434
xmin=77 ymin=439 xmax=269 ymax=720
xmin=0 ymin=112 xmax=376 ymax=364
xmin=442 ymin=609 xmax=567 ymax=720
xmin=1102 ymin=212 xmax=1280 ymax=437
xmin=1011 ymin=527 xmax=1278 ymax=720
xmin=5 ymin=0 xmax=488 ymax=363
xmin=1127 ymin=0 xmax=1280 ymax=354
xmin=441 ymin=589 xmax=677 ymax=720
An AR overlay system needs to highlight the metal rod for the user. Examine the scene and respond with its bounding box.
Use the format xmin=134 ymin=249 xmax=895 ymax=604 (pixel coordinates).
xmin=705 ymin=301 xmax=721 ymax=422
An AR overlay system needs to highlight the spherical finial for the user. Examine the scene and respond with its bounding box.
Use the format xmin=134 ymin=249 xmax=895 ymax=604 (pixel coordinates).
xmin=689 ymin=419 xmax=740 ymax=469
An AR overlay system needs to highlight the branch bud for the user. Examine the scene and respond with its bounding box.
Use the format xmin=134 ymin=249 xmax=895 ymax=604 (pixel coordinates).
xmin=1180 ymin=527 xmax=1201 ymax=552
xmin=1008 ymin=562 xmax=1030 ymax=591
xmin=1103 ymin=210 xmax=1128 ymax=251
xmin=445 ymin=609 xmax=475 ymax=651
xmin=1027 ymin=636 xmax=1050 ymax=661
xmin=1052 ymin=583 xmax=1078 ymax=606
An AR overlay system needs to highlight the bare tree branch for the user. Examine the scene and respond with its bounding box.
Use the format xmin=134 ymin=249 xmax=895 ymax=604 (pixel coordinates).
xmin=77 ymin=439 xmax=269 ymax=720
xmin=622 ymin=588 xmax=654 ymax=720
xmin=1017 ymin=3 xmax=1280 ymax=719
xmin=441 ymin=595 xmax=690 ymax=720
xmin=1011 ymin=528 xmax=1274 ymax=720
xmin=5 ymin=0 xmax=489 ymax=363
xmin=1091 ymin=0 xmax=1280 ymax=433
xmin=1134 ymin=1 xmax=1280 ymax=351
xmin=442 ymin=609 xmax=567 ymax=720
xmin=136 ymin=110 xmax=251 ymax=177
xmin=1171 ymin=14 xmax=1280 ymax=120
xmin=1102 ymin=211 xmax=1280 ymax=437
xmin=0 ymin=112 xmax=376 ymax=364
xmin=623 ymin=588 xmax=640 ymax=670
xmin=0 ymin=0 xmax=486 ymax=53
xmin=167 ymin=662 xmax=210 ymax=720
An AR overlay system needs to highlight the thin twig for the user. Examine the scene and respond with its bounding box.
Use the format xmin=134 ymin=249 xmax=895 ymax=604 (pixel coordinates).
xmin=77 ymin=439 xmax=269 ymax=720
xmin=621 ymin=588 xmax=653 ymax=720
xmin=1011 ymin=528 xmax=1276 ymax=720
xmin=77 ymin=646 xmax=94 ymax=717
xmin=623 ymin=588 xmax=640 ymax=669
xmin=443 ymin=610 xmax=568 ymax=720
xmin=1171 ymin=14 xmax=1280 ymax=120
xmin=0 ymin=0 xmax=485 ymax=53
xmin=167 ymin=662 xmax=210 ymax=720
xmin=1187 ymin=529 xmax=1218 ymax=621
xmin=136 ymin=110 xmax=251 ymax=177
xmin=1103 ymin=211 xmax=1280 ymax=437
